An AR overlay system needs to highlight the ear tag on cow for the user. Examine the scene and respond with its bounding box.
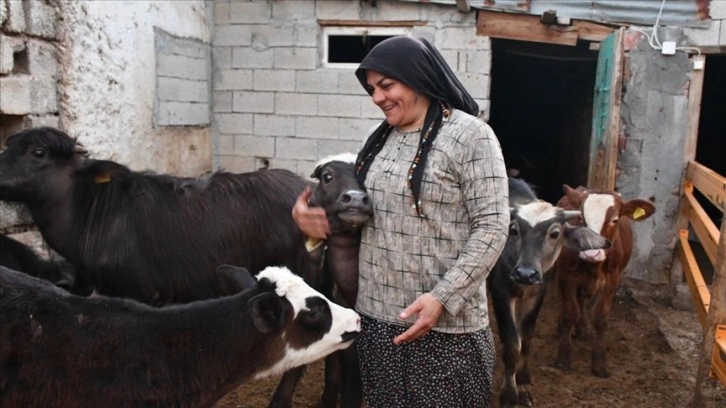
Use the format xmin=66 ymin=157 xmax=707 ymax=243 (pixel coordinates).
xmin=305 ymin=237 xmax=324 ymax=252
xmin=633 ymin=207 xmax=646 ymax=220
xmin=94 ymin=173 xmax=112 ymax=184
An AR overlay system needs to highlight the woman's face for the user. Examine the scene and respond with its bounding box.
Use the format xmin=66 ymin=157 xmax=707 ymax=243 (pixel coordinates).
xmin=365 ymin=70 xmax=429 ymax=132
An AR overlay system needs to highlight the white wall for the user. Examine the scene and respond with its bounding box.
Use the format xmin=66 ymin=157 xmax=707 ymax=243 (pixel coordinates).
xmin=60 ymin=0 xmax=212 ymax=176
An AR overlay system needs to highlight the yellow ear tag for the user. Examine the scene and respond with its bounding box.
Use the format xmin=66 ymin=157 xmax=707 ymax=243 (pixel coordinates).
xmin=305 ymin=237 xmax=324 ymax=252
xmin=94 ymin=173 xmax=111 ymax=184
xmin=633 ymin=207 xmax=646 ymax=220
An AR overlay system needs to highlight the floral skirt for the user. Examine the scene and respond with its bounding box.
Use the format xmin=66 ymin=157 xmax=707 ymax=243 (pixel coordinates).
xmin=357 ymin=315 xmax=495 ymax=408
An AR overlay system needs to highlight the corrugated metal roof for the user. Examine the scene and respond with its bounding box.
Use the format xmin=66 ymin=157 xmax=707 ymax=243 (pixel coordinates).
xmin=397 ymin=0 xmax=710 ymax=28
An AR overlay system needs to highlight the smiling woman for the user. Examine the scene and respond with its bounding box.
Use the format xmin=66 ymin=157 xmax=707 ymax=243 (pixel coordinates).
xmin=293 ymin=35 xmax=510 ymax=408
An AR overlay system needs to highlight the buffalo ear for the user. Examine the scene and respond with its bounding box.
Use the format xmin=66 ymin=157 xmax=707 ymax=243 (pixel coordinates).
xmin=248 ymin=292 xmax=287 ymax=333
xmin=563 ymin=224 xmax=611 ymax=251
xmin=216 ymin=265 xmax=256 ymax=294
xmin=75 ymin=160 xmax=131 ymax=185
xmin=310 ymin=165 xmax=322 ymax=179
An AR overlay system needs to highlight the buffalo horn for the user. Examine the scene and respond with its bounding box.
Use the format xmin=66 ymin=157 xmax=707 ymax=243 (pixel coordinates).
xmin=563 ymin=210 xmax=581 ymax=220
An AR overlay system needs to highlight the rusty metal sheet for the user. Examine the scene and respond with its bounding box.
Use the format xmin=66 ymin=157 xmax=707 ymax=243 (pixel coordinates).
xmin=397 ymin=0 xmax=711 ymax=28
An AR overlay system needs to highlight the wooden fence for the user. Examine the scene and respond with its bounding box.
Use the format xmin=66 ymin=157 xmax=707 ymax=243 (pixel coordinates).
xmin=678 ymin=160 xmax=726 ymax=391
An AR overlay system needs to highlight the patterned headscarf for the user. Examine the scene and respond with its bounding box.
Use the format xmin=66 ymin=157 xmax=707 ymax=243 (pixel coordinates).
xmin=354 ymin=36 xmax=478 ymax=217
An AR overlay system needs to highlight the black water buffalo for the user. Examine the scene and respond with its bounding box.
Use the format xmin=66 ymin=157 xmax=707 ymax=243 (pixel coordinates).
xmin=308 ymin=153 xmax=371 ymax=408
xmin=0 ymin=233 xmax=75 ymax=290
xmin=487 ymin=178 xmax=610 ymax=407
xmin=0 ymin=264 xmax=361 ymax=408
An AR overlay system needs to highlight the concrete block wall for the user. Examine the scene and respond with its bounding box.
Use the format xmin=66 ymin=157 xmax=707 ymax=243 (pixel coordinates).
xmin=211 ymin=0 xmax=490 ymax=177
xmin=682 ymin=0 xmax=726 ymax=46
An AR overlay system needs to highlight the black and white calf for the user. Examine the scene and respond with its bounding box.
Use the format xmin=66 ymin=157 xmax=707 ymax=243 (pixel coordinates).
xmin=0 ymin=265 xmax=360 ymax=408
xmin=487 ymin=178 xmax=609 ymax=407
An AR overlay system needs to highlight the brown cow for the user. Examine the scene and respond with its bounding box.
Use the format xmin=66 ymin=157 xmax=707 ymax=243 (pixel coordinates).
xmin=553 ymin=185 xmax=655 ymax=377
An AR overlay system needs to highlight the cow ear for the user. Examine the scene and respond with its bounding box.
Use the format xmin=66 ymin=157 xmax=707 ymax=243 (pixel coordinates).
xmin=558 ymin=184 xmax=583 ymax=209
xmin=75 ymin=160 xmax=131 ymax=185
xmin=248 ymin=292 xmax=287 ymax=333
xmin=216 ymin=265 xmax=256 ymax=293
xmin=621 ymin=199 xmax=656 ymax=221
xmin=563 ymin=224 xmax=611 ymax=251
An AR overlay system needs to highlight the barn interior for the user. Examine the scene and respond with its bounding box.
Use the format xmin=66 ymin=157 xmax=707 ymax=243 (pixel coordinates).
xmin=489 ymin=38 xmax=599 ymax=204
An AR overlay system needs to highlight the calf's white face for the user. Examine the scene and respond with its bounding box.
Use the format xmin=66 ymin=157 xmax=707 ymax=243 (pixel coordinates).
xmin=579 ymin=194 xmax=615 ymax=262
xmin=253 ymin=266 xmax=360 ymax=378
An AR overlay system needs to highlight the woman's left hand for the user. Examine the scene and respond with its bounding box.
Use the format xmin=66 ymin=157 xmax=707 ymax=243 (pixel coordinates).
xmin=393 ymin=293 xmax=444 ymax=345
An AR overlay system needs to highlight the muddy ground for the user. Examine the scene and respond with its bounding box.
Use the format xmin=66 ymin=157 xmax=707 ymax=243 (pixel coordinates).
xmin=216 ymin=278 xmax=725 ymax=408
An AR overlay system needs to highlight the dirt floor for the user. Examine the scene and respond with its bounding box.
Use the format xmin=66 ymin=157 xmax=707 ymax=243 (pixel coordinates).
xmin=215 ymin=278 xmax=725 ymax=408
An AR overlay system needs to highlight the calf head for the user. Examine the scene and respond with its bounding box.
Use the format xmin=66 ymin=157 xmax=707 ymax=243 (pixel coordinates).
xmin=308 ymin=153 xmax=373 ymax=233
xmin=0 ymin=127 xmax=87 ymax=202
xmin=250 ymin=266 xmax=361 ymax=379
xmin=508 ymin=201 xmax=610 ymax=285
xmin=558 ymin=185 xmax=655 ymax=263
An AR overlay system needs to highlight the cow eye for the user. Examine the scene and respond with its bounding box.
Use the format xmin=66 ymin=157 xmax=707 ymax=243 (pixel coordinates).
xmin=32 ymin=148 xmax=46 ymax=158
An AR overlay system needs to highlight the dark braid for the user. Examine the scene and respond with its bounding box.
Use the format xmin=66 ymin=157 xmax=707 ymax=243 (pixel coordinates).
xmin=356 ymin=101 xmax=450 ymax=218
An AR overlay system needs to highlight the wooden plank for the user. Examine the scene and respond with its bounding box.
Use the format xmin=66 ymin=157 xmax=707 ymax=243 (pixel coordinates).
xmin=317 ymin=20 xmax=426 ymax=27
xmin=687 ymin=161 xmax=726 ymax=212
xmin=572 ymin=20 xmax=615 ymax=42
xmin=714 ymin=325 xmax=726 ymax=384
xmin=679 ymin=230 xmax=711 ymax=328
xmin=476 ymin=10 xmax=579 ymax=46
xmin=684 ymin=57 xmax=706 ymax=163
xmin=604 ymin=27 xmax=624 ymax=190
xmin=685 ymin=189 xmax=720 ymax=265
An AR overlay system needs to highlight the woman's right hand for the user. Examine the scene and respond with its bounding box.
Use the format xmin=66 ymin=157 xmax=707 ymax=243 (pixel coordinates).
xmin=292 ymin=186 xmax=331 ymax=239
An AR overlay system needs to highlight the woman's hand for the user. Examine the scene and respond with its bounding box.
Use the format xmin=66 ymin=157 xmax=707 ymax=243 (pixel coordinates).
xmin=393 ymin=293 xmax=444 ymax=345
xmin=292 ymin=186 xmax=331 ymax=239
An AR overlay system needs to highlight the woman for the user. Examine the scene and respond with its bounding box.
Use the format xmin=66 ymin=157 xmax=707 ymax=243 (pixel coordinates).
xmin=293 ymin=36 xmax=509 ymax=407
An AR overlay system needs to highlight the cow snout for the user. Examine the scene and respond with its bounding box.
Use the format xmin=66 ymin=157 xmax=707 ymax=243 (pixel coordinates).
xmin=338 ymin=190 xmax=370 ymax=207
xmin=511 ymin=267 xmax=542 ymax=285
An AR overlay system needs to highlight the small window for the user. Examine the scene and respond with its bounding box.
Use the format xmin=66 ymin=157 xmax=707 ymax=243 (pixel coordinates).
xmin=322 ymin=26 xmax=412 ymax=69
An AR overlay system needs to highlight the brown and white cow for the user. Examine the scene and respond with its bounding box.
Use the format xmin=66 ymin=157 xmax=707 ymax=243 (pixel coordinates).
xmin=553 ymin=185 xmax=655 ymax=377
xmin=488 ymin=178 xmax=610 ymax=407
xmin=0 ymin=264 xmax=360 ymax=408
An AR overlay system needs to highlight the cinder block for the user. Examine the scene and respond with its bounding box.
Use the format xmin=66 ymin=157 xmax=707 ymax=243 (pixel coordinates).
xmin=230 ymin=1 xmax=271 ymax=24
xmin=157 ymin=102 xmax=209 ymax=126
xmin=439 ymin=49 xmax=460 ymax=71
xmin=0 ymin=0 xmax=7 ymax=26
xmin=253 ymin=69 xmax=295 ymax=92
xmin=0 ymin=35 xmax=17 ymax=74
xmin=157 ymin=77 xmax=208 ymax=103
xmin=272 ymin=0 xmax=315 ymax=21
xmin=683 ymin=20 xmax=721 ymax=46
xmin=157 ymin=54 xmax=208 ymax=81
xmin=0 ymin=75 xmax=31 ymax=114
xmin=25 ymin=114 xmax=59 ymax=129
xmin=273 ymin=47 xmax=317 ymax=70
xmin=315 ymin=0 xmax=362 ymax=21
xmin=721 ymin=18 xmax=726 ymax=45
xmin=275 ymin=136 xmax=318 ymax=160
xmin=458 ymin=73 xmax=489 ymax=99
xmin=26 ymin=39 xmax=59 ymax=79
xmin=296 ymin=70 xmax=339 ymax=93
xmin=233 ymin=134 xmax=275 ymax=157
xmin=232 ymin=91 xmax=274 ymax=113
xmin=30 ymin=76 xmax=58 ymax=114
xmin=24 ymin=0 xmax=59 ymax=40
xmin=216 ymin=154 xmax=256 ymax=173
xmin=232 ymin=46 xmax=273 ymax=69
xmin=213 ymin=47 xmax=232 ymax=69
xmin=338 ymin=71 xmax=364 ymax=95
xmin=268 ymin=156 xmax=300 ymax=174
xmin=4 ymin=0 xmax=25 ymax=33
xmin=317 ymin=139 xmax=362 ymax=159
xmin=421 ymin=4 xmax=474 ymax=26
xmin=296 ymin=116 xmax=339 ymax=139
xmin=360 ymin=1 xmax=421 ymax=22
xmin=215 ymin=112 xmax=253 ymax=135
xmin=214 ymin=91 xmax=233 ymax=113
xmin=274 ymin=92 xmax=317 ymax=116
xmin=341 ymin=118 xmax=381 ymax=142
xmin=711 ymin=1 xmax=726 ymax=19
xmin=214 ymin=1 xmax=230 ymax=25
xmin=214 ymin=69 xmax=253 ymax=90
xmin=254 ymin=114 xmax=296 ymax=136
xmin=250 ymin=25 xmax=296 ymax=48
xmin=437 ymin=26 xmax=489 ymax=50
xmin=360 ymin=97 xmax=384 ymax=119
xmin=155 ymin=29 xmax=208 ymax=60
xmin=317 ymin=94 xmax=361 ymax=118
xmin=466 ymin=50 xmax=491 ymax=74
xmin=213 ymin=25 xmax=253 ymax=47
xmin=217 ymin=134 xmax=234 ymax=155
xmin=295 ymin=26 xmax=319 ymax=47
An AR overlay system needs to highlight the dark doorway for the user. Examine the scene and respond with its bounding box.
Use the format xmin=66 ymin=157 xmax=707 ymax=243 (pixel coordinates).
xmin=695 ymin=54 xmax=726 ymax=226
xmin=489 ymin=39 xmax=599 ymax=203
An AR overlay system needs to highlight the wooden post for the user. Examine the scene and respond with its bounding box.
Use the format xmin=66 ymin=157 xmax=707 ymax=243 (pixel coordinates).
xmin=693 ymin=213 xmax=726 ymax=406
